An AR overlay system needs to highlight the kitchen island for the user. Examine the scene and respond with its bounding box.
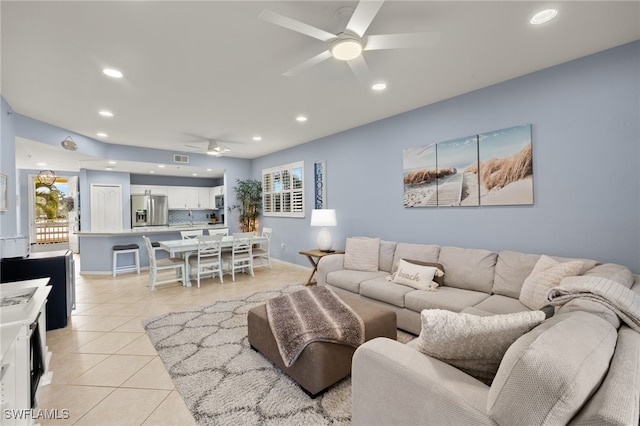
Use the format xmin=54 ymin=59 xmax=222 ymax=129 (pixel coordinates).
xmin=77 ymin=223 xmax=228 ymax=274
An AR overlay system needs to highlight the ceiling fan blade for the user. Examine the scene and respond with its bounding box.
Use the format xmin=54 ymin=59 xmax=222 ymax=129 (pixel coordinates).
xmin=347 ymin=55 xmax=371 ymax=83
xmin=346 ymin=0 xmax=385 ymax=38
xmin=282 ymin=50 xmax=332 ymax=77
xmin=259 ymin=10 xmax=336 ymax=42
xmin=185 ymin=144 xmax=205 ymax=150
xmin=364 ymin=32 xmax=441 ymax=51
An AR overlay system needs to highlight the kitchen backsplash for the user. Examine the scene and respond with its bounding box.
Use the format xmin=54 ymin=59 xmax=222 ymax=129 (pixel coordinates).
xmin=169 ymin=209 xmax=220 ymax=225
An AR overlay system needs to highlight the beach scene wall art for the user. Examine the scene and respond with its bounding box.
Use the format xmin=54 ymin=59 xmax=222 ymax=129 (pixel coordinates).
xmin=403 ymin=124 xmax=533 ymax=207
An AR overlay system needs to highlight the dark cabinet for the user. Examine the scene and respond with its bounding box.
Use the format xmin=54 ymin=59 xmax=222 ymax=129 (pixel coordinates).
xmin=1 ymin=250 xmax=75 ymax=330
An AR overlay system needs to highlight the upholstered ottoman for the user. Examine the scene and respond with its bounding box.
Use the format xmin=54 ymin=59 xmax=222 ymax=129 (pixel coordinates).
xmin=247 ymin=291 xmax=397 ymax=397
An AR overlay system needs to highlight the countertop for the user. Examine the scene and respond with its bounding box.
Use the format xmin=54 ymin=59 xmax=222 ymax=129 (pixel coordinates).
xmin=77 ymin=223 xmax=228 ymax=236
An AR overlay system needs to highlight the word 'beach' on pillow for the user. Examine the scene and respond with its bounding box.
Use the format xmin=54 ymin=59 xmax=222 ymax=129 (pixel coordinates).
xmin=417 ymin=309 xmax=546 ymax=384
xmin=391 ymin=259 xmax=443 ymax=291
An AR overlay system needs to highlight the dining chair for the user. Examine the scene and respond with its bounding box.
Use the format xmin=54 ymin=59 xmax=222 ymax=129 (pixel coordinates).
xmin=222 ymin=232 xmax=254 ymax=281
xmin=207 ymin=228 xmax=229 ymax=236
xmin=181 ymin=229 xmax=203 ymax=240
xmin=252 ymin=227 xmax=272 ymax=269
xmin=189 ymin=235 xmax=224 ymax=287
xmin=142 ymin=235 xmax=185 ymax=291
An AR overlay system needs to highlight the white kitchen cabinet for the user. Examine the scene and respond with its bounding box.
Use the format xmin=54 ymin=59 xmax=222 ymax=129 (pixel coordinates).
xmin=167 ymin=186 xmax=199 ymax=209
xmin=211 ymin=186 xmax=224 ymax=196
xmin=197 ymin=188 xmax=211 ymax=208
xmin=130 ymin=184 xmax=168 ymax=196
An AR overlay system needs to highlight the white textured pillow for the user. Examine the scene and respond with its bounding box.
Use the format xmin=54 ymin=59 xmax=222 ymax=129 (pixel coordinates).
xmin=519 ymin=255 xmax=583 ymax=310
xmin=417 ymin=309 xmax=546 ymax=384
xmin=344 ymin=237 xmax=380 ymax=272
xmin=392 ymin=259 xmax=443 ymax=291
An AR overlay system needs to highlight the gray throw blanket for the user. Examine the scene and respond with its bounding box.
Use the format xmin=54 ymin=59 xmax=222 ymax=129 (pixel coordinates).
xmin=547 ymin=275 xmax=640 ymax=332
xmin=266 ymin=286 xmax=365 ymax=367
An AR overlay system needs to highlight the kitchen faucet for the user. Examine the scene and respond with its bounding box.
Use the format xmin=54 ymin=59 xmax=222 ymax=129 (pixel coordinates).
xmin=188 ymin=210 xmax=193 ymax=226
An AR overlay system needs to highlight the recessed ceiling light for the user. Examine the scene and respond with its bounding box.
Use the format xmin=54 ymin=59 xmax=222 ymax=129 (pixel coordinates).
xmin=103 ymin=68 xmax=123 ymax=78
xmin=99 ymin=110 xmax=114 ymax=117
xmin=97 ymin=132 xmax=108 ymax=138
xmin=296 ymin=115 xmax=308 ymax=123
xmin=150 ymin=171 xmax=155 ymax=174
xmin=530 ymin=9 xmax=558 ymax=25
xmin=37 ymin=162 xmax=46 ymax=166
xmin=108 ymin=161 xmax=117 ymax=165
xmin=206 ymin=168 xmax=212 ymax=172
xmin=192 ymin=173 xmax=198 ymax=176
xmin=253 ymin=136 xmax=262 ymax=141
xmin=105 ymin=167 xmax=113 ymax=171
xmin=158 ymin=164 xmax=165 ymax=168
xmin=371 ymin=82 xmax=387 ymax=91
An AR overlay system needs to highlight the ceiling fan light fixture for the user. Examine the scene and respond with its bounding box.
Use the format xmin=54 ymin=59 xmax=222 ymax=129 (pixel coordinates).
xmin=331 ymin=37 xmax=363 ymax=61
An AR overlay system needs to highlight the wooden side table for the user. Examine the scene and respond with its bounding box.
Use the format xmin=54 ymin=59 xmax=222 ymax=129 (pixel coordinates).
xmin=299 ymin=249 xmax=345 ymax=286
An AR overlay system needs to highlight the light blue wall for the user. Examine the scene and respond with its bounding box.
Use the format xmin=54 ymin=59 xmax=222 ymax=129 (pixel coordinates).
xmin=0 ymin=98 xmax=18 ymax=239
xmin=253 ymin=41 xmax=640 ymax=273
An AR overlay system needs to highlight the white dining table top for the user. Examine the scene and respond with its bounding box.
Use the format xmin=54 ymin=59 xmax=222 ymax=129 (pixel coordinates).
xmin=158 ymin=235 xmax=267 ymax=253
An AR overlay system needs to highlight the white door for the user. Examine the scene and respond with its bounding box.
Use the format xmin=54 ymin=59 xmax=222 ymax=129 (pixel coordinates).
xmin=67 ymin=176 xmax=79 ymax=252
xmin=90 ymin=184 xmax=122 ymax=232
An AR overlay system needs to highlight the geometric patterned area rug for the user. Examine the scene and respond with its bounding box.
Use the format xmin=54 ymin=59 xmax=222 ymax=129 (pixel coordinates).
xmin=144 ymin=284 xmax=413 ymax=425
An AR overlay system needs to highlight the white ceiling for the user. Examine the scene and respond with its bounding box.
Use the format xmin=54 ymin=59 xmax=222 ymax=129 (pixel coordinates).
xmin=3 ymin=1 xmax=639 ymax=177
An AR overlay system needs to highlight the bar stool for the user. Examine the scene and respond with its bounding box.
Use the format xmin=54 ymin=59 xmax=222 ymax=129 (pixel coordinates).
xmin=112 ymin=244 xmax=140 ymax=277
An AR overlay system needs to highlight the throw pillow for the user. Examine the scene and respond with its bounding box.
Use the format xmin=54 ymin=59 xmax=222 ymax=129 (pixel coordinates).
xmin=416 ymin=309 xmax=546 ymax=385
xmin=519 ymin=255 xmax=584 ymax=310
xmin=391 ymin=259 xmax=443 ymax=291
xmin=344 ymin=237 xmax=380 ymax=272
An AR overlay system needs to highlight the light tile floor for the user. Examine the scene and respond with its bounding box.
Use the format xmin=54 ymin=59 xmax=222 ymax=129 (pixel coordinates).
xmin=36 ymin=255 xmax=310 ymax=425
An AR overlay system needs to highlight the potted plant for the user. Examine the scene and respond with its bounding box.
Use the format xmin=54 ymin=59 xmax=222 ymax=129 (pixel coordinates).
xmin=230 ymin=178 xmax=262 ymax=233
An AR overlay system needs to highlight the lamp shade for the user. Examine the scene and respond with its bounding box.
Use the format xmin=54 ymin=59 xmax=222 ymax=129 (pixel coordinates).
xmin=310 ymin=209 xmax=337 ymax=227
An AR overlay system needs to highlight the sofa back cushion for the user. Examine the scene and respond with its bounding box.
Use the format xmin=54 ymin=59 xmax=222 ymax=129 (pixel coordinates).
xmin=438 ymin=246 xmax=497 ymax=293
xmin=391 ymin=243 xmax=440 ymax=273
xmin=583 ymin=263 xmax=635 ymax=288
xmin=344 ymin=237 xmax=380 ymax=272
xmin=378 ymin=240 xmax=397 ymax=273
xmin=493 ymin=251 xmax=541 ymax=298
xmin=488 ymin=312 xmax=617 ymax=425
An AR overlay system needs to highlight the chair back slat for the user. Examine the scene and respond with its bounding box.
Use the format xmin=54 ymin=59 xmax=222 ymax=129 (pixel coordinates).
xmin=181 ymin=230 xmax=203 ymax=240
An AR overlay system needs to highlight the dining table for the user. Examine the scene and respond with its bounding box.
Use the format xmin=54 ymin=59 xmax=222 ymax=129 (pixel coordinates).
xmin=158 ymin=235 xmax=268 ymax=286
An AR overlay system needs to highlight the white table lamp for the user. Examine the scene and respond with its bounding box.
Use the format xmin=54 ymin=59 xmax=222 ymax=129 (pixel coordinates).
xmin=310 ymin=209 xmax=337 ymax=252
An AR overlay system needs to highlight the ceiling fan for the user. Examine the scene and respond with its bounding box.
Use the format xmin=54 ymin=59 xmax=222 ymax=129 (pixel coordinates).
xmin=259 ymin=0 xmax=440 ymax=81
xmin=184 ymin=140 xmax=232 ymax=157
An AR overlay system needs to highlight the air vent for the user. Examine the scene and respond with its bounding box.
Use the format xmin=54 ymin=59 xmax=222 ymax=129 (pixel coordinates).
xmin=173 ymin=154 xmax=189 ymax=164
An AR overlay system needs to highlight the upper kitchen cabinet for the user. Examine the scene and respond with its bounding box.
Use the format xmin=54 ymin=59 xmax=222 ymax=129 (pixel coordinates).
xmin=167 ymin=186 xmax=199 ymax=209
xmin=130 ymin=184 xmax=168 ymax=196
xmin=197 ymin=188 xmax=212 ymax=209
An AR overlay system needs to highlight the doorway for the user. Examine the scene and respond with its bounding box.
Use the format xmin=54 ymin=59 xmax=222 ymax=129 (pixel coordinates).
xmin=29 ymin=175 xmax=79 ymax=253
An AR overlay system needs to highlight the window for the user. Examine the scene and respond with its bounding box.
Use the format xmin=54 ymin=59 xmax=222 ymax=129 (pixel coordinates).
xmin=263 ymin=161 xmax=304 ymax=217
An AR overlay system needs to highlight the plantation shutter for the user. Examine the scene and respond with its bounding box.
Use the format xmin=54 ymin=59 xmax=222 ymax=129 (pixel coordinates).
xmin=262 ymin=161 xmax=305 ymax=217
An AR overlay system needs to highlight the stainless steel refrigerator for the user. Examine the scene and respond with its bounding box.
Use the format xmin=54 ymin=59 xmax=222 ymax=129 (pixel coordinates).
xmin=131 ymin=194 xmax=169 ymax=227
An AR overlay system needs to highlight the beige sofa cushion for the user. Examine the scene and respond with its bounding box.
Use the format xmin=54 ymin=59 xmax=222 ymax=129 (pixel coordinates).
xmin=438 ymin=246 xmax=497 ymax=293
xmin=417 ymin=309 xmax=546 ymax=385
xmin=488 ymin=312 xmax=617 ymax=425
xmin=519 ymin=255 xmax=584 ymax=309
xmin=359 ymin=277 xmax=413 ymax=308
xmin=344 ymin=237 xmax=380 ymax=272
xmin=326 ymin=270 xmax=388 ymax=293
xmin=405 ymin=287 xmax=489 ymax=313
xmin=583 ymin=263 xmax=635 ymax=288
xmin=569 ymin=326 xmax=640 ymax=426
xmin=493 ymin=251 xmax=541 ymax=298
xmin=391 ymin=243 xmax=440 ymax=273
xmin=378 ymin=240 xmax=397 ymax=273
xmin=472 ymin=295 xmax=530 ymax=315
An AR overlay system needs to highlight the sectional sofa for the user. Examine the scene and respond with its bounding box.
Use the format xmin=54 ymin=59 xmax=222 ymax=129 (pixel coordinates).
xmin=316 ymin=239 xmax=640 ymax=425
